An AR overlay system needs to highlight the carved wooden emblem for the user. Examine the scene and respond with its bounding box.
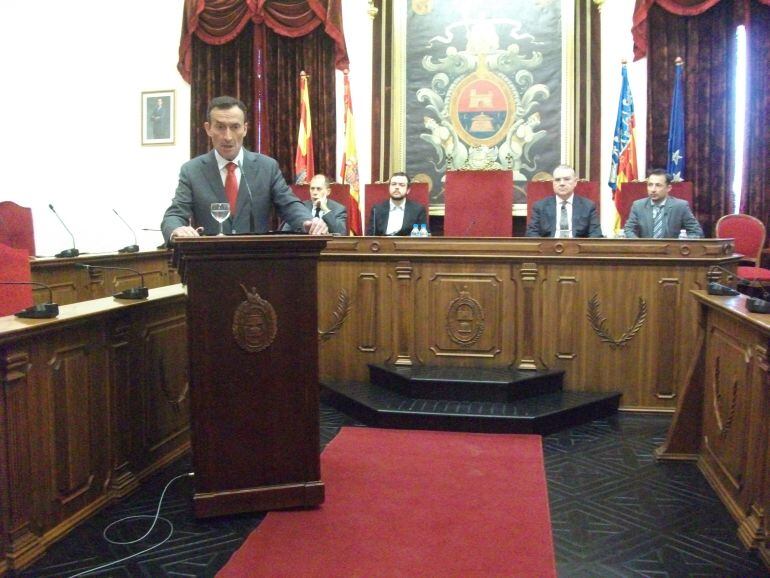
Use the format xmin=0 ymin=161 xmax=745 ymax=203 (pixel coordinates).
xmin=232 ymin=284 xmax=277 ymax=353
xmin=319 ymin=289 xmax=351 ymax=342
xmin=712 ymin=357 xmax=737 ymax=437
xmin=446 ymin=287 xmax=484 ymax=347
xmin=587 ymin=294 xmax=647 ymax=349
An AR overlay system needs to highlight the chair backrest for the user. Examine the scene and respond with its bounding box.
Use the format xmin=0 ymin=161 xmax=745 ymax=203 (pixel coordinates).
xmin=364 ymin=182 xmax=430 ymax=233
xmin=0 ymin=242 xmax=33 ymax=316
xmin=615 ymin=181 xmax=694 ymax=226
xmin=445 ymin=170 xmax=513 ymax=236
xmin=0 ymin=201 xmax=36 ymax=256
xmin=525 ymin=181 xmax=601 ymax=223
xmin=715 ymin=214 xmax=766 ymax=264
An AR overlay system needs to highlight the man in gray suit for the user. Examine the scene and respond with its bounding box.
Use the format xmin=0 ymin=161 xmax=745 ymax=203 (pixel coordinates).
xmin=161 ymin=96 xmax=327 ymax=243
xmin=525 ymin=165 xmax=603 ymax=238
xmin=301 ymin=174 xmax=347 ymax=235
xmin=623 ymin=169 xmax=703 ymax=238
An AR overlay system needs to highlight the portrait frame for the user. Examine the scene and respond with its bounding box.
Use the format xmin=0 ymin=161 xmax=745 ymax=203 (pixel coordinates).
xmin=141 ymin=90 xmax=175 ymax=145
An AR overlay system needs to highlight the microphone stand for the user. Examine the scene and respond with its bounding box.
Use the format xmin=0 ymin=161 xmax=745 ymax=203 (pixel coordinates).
xmin=78 ymin=264 xmax=149 ymax=299
xmin=237 ymin=161 xmax=256 ymax=234
xmin=0 ymin=281 xmax=59 ymax=318
xmin=48 ymin=204 xmax=80 ymax=258
xmin=113 ymin=209 xmax=140 ymax=253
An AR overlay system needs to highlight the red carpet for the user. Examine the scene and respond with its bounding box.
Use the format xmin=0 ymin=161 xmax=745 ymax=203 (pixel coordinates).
xmin=218 ymin=427 xmax=556 ymax=577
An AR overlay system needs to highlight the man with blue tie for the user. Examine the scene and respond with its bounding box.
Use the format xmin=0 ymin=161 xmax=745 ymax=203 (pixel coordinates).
xmin=623 ymin=169 xmax=703 ymax=238
xmin=525 ymin=165 xmax=603 ymax=238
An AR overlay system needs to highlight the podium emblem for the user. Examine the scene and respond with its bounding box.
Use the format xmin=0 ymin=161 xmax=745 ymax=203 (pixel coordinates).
xmin=446 ymin=287 xmax=485 ymax=347
xmin=233 ymin=284 xmax=277 ymax=353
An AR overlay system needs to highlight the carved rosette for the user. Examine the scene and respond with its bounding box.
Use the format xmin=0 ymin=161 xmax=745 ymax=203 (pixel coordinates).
xmin=232 ymin=284 xmax=277 ymax=353
xmin=446 ymin=287 xmax=485 ymax=347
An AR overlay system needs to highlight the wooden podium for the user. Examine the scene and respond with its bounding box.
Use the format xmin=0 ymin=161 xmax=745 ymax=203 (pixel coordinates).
xmin=174 ymin=235 xmax=327 ymax=518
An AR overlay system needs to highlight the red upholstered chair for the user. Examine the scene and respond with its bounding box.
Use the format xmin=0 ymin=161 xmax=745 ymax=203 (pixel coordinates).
xmin=0 ymin=243 xmax=34 ymax=316
xmin=525 ymin=181 xmax=601 ymax=224
xmin=615 ymin=181 xmax=694 ymax=226
xmin=0 ymin=201 xmax=36 ymax=256
xmin=364 ymin=182 xmax=430 ymax=234
xmin=715 ymin=214 xmax=770 ymax=283
xmin=445 ymin=170 xmax=513 ymax=236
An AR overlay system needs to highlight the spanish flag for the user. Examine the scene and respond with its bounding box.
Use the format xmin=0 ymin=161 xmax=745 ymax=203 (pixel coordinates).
xmin=294 ymin=71 xmax=314 ymax=184
xmin=340 ymin=70 xmax=362 ymax=236
xmin=608 ymin=62 xmax=639 ymax=234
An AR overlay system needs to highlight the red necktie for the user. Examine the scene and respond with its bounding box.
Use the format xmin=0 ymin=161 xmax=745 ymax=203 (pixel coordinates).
xmin=225 ymin=162 xmax=238 ymax=215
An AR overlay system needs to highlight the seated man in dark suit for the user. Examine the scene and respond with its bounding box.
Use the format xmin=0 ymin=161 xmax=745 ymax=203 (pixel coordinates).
xmin=623 ymin=168 xmax=703 ymax=238
xmin=525 ymin=165 xmax=603 ymax=238
xmin=366 ymin=172 xmax=428 ymax=236
xmin=295 ymin=174 xmax=347 ymax=235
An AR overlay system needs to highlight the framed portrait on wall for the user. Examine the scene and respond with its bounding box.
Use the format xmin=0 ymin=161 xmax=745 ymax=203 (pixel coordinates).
xmin=141 ymin=90 xmax=175 ymax=145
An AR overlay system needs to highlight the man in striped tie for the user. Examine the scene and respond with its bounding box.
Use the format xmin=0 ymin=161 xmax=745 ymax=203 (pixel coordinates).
xmin=623 ymin=168 xmax=703 ymax=239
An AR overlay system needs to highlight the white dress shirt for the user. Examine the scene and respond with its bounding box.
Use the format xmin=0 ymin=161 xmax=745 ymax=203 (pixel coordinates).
xmin=385 ymin=200 xmax=406 ymax=235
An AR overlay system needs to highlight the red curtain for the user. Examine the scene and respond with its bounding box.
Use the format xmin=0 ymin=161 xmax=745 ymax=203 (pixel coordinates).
xmin=645 ymin=1 xmax=737 ymax=235
xmin=741 ymin=0 xmax=770 ymax=225
xmin=180 ymin=0 xmax=348 ymax=182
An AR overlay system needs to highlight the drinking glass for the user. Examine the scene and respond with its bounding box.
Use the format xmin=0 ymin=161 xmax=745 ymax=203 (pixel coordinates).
xmin=210 ymin=202 xmax=230 ymax=236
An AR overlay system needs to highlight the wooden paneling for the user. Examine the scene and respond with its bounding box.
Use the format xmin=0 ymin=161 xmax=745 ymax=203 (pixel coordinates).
xmin=0 ymin=286 xmax=189 ymax=574
xmin=659 ymin=291 xmax=770 ymax=569
xmin=318 ymin=237 xmax=735 ymax=411
xmin=31 ymin=250 xmax=178 ymax=305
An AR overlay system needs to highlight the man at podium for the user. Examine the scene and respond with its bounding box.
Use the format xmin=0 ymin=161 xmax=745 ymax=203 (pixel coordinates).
xmin=525 ymin=165 xmax=603 ymax=238
xmin=161 ymin=96 xmax=328 ymax=243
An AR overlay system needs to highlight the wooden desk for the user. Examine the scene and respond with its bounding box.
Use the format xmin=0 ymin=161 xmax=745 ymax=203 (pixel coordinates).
xmin=657 ymin=291 xmax=770 ymax=568
xmin=30 ymin=250 xmax=179 ymax=305
xmin=0 ymin=285 xmax=189 ymax=574
xmin=317 ymin=237 xmax=737 ymax=411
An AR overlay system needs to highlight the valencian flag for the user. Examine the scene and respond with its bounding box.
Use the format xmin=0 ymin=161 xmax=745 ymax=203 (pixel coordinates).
xmin=340 ymin=70 xmax=362 ymax=235
xmin=608 ymin=62 xmax=639 ymax=233
xmin=667 ymin=57 xmax=685 ymax=182
xmin=294 ymin=71 xmax=314 ymax=184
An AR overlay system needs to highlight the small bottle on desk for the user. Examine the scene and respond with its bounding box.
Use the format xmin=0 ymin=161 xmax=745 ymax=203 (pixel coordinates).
xmin=678 ymin=229 xmax=688 ymax=239
xmin=410 ymin=224 xmax=420 ymax=237
xmin=419 ymin=224 xmax=429 ymax=237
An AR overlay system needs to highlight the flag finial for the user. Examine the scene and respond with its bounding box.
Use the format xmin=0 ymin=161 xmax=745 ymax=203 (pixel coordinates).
xmin=674 ymin=56 xmax=684 ymax=66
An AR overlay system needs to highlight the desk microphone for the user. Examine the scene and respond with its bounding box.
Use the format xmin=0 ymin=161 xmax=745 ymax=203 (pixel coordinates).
xmin=113 ymin=209 xmax=139 ymax=253
xmin=236 ymin=161 xmax=255 ymax=234
xmin=48 ymin=204 xmax=80 ymax=258
xmin=77 ymin=264 xmax=149 ymax=300
xmin=0 ymin=281 xmax=59 ymax=318
xmin=707 ymin=264 xmax=770 ymax=314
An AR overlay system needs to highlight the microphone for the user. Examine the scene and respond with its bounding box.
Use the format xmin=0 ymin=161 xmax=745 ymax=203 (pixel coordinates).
xmin=0 ymin=281 xmax=59 ymax=318
xmin=371 ymin=207 xmax=377 ymax=236
xmin=48 ymin=204 xmax=80 ymax=258
xmin=707 ymin=264 xmax=770 ymax=314
xmin=77 ymin=264 xmax=149 ymax=300
xmin=113 ymin=209 xmax=139 ymax=253
xmin=236 ymin=161 xmax=256 ymax=234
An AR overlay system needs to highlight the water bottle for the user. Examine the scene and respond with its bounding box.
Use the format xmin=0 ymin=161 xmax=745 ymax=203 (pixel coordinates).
xmin=419 ymin=224 xmax=429 ymax=237
xmin=616 ymin=229 xmax=626 ymax=239
xmin=410 ymin=224 xmax=420 ymax=237
xmin=678 ymin=229 xmax=687 ymax=239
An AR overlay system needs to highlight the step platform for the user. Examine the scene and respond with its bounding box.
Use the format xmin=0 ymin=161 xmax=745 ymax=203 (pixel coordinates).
xmin=321 ymin=364 xmax=621 ymax=435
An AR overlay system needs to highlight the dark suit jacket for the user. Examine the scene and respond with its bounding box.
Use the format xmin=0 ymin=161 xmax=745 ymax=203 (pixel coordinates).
xmin=161 ymin=149 xmax=311 ymax=243
xmin=284 ymin=199 xmax=347 ymax=235
xmin=366 ymin=199 xmax=427 ymax=236
xmin=525 ymin=195 xmax=603 ymax=238
xmin=623 ymin=196 xmax=704 ymax=238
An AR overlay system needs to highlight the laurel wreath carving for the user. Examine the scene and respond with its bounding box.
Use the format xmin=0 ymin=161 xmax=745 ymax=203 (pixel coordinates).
xmin=712 ymin=357 xmax=738 ymax=437
xmin=319 ymin=289 xmax=351 ymax=341
xmin=586 ymin=294 xmax=648 ymax=349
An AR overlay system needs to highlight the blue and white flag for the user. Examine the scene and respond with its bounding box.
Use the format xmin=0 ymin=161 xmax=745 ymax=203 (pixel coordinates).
xmin=667 ymin=59 xmax=685 ymax=182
